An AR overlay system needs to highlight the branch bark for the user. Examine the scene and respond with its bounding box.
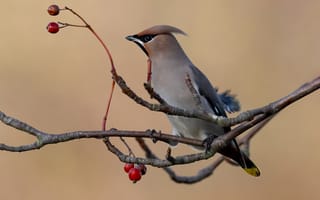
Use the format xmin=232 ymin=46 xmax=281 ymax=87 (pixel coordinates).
xmin=2 ymin=5 xmax=318 ymax=185
xmin=0 ymin=74 xmax=319 ymax=183
xmin=113 ymin=74 xmax=320 ymax=127
xmin=0 ymin=75 xmax=318 ymax=154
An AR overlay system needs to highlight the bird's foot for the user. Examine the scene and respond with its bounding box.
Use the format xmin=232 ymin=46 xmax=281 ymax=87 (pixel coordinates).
xmin=165 ymin=147 xmax=176 ymax=163
xmin=147 ymin=129 xmax=158 ymax=143
xmin=202 ymin=135 xmax=218 ymax=153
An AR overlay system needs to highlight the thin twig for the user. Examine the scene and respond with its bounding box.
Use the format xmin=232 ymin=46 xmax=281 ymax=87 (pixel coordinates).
xmin=120 ymin=137 xmax=135 ymax=156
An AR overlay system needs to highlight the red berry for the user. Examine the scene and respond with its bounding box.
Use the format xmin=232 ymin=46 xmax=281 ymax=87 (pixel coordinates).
xmin=47 ymin=5 xmax=60 ymax=16
xmin=124 ymin=163 xmax=134 ymax=173
xmin=136 ymin=164 xmax=147 ymax=175
xmin=128 ymin=168 xmax=141 ymax=182
xmin=47 ymin=22 xmax=59 ymax=34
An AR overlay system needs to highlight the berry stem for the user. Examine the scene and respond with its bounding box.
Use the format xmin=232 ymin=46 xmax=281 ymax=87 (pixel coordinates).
xmin=58 ymin=22 xmax=87 ymax=28
xmin=63 ymin=6 xmax=118 ymax=131
xmin=102 ymin=80 xmax=115 ymax=131
xmin=64 ymin=6 xmax=116 ymax=74
xmin=120 ymin=137 xmax=135 ymax=157
xmin=147 ymin=59 xmax=152 ymax=83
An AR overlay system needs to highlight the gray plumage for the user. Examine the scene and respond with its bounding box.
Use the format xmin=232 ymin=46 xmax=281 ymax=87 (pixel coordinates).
xmin=126 ymin=25 xmax=260 ymax=176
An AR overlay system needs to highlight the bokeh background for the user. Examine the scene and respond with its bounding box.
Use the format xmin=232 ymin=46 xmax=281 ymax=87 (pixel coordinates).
xmin=0 ymin=0 xmax=319 ymax=199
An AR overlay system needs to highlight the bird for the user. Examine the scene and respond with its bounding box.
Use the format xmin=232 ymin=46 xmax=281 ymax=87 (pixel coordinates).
xmin=126 ymin=25 xmax=260 ymax=177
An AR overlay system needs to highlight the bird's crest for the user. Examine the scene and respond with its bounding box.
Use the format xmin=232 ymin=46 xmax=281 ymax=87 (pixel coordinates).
xmin=137 ymin=25 xmax=187 ymax=36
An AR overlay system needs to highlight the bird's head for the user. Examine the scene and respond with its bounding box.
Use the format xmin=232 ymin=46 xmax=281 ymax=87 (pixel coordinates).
xmin=126 ymin=25 xmax=186 ymax=57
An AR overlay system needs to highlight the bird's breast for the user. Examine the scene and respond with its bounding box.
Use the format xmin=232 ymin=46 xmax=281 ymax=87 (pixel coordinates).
xmin=151 ymin=65 xmax=196 ymax=110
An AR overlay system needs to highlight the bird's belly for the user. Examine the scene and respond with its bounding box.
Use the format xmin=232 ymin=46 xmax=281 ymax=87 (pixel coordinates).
xmin=167 ymin=115 xmax=224 ymax=140
xmin=150 ymin=66 xmax=223 ymax=140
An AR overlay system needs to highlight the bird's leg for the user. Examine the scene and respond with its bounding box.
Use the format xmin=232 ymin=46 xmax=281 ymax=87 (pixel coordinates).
xmin=165 ymin=147 xmax=176 ymax=163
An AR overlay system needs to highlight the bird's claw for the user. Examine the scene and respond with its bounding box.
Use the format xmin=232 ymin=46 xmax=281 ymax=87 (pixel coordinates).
xmin=147 ymin=129 xmax=158 ymax=143
xmin=202 ymin=135 xmax=218 ymax=153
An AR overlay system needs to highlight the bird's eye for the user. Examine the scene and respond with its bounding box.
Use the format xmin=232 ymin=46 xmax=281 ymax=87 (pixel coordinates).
xmin=140 ymin=35 xmax=155 ymax=43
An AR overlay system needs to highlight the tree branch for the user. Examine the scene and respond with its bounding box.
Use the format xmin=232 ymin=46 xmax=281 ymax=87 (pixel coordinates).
xmin=113 ymin=73 xmax=319 ymax=128
xmin=0 ymin=76 xmax=318 ymax=169
xmin=1 ymin=5 xmax=317 ymax=185
xmin=135 ymin=115 xmax=273 ymax=184
xmin=0 ymin=67 xmax=318 ymax=184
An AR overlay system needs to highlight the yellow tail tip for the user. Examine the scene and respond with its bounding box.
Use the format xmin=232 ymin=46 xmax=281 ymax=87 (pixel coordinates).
xmin=244 ymin=167 xmax=261 ymax=177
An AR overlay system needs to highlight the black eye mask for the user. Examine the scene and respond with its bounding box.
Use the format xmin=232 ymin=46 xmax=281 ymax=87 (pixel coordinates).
xmin=137 ymin=34 xmax=156 ymax=43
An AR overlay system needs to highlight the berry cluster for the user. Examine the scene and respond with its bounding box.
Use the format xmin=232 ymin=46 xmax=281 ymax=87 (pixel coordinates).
xmin=46 ymin=5 xmax=60 ymax=33
xmin=124 ymin=163 xmax=147 ymax=183
xmin=46 ymin=4 xmax=147 ymax=183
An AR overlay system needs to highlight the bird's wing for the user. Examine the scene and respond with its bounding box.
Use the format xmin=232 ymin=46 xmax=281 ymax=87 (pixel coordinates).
xmin=189 ymin=65 xmax=249 ymax=170
xmin=189 ymin=65 xmax=240 ymax=115
xmin=189 ymin=65 xmax=228 ymax=118
xmin=218 ymin=90 xmax=241 ymax=113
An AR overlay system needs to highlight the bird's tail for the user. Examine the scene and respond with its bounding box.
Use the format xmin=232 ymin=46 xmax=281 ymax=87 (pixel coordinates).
xmin=219 ymin=139 xmax=260 ymax=177
xmin=239 ymin=154 xmax=261 ymax=177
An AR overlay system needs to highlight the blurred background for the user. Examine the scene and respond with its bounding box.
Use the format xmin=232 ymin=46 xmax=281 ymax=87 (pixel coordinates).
xmin=0 ymin=0 xmax=319 ymax=199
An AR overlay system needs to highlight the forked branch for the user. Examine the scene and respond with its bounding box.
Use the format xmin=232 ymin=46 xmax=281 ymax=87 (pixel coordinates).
xmin=1 ymin=5 xmax=319 ymax=184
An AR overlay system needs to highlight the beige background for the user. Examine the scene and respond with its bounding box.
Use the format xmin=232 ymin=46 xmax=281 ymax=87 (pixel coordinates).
xmin=0 ymin=0 xmax=319 ymax=199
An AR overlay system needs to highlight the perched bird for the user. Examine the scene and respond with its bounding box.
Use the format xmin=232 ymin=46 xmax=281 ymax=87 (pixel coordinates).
xmin=126 ymin=25 xmax=260 ymax=177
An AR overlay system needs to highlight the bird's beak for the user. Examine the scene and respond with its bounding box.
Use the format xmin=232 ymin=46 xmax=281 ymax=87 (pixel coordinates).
xmin=125 ymin=35 xmax=149 ymax=56
xmin=125 ymin=35 xmax=139 ymax=42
